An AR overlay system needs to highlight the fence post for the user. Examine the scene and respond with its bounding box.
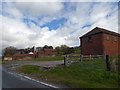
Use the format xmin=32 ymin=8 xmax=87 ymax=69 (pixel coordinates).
xmin=64 ymin=56 xmax=66 ymax=66
xmin=105 ymin=55 xmax=111 ymax=71
xmin=90 ymin=55 xmax=91 ymax=60
xmin=80 ymin=55 xmax=83 ymax=62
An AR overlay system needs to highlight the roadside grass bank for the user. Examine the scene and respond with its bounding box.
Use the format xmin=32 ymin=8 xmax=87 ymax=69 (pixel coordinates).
xmin=34 ymin=56 xmax=64 ymax=61
xmin=17 ymin=59 xmax=119 ymax=88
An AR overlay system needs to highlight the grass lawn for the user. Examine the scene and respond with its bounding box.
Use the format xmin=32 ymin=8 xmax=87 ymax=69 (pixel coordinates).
xmin=33 ymin=56 xmax=64 ymax=61
xmin=18 ymin=59 xmax=119 ymax=88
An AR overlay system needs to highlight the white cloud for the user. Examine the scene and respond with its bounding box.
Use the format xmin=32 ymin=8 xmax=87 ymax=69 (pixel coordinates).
xmin=1 ymin=15 xmax=68 ymax=49
xmin=15 ymin=2 xmax=64 ymax=17
xmin=2 ymin=0 xmax=64 ymax=2
xmin=2 ymin=15 xmax=34 ymax=48
xmin=2 ymin=0 xmax=119 ymax=2
xmin=90 ymin=3 xmax=118 ymax=32
xmin=6 ymin=7 xmax=23 ymax=19
xmin=0 ymin=2 xmax=118 ymax=56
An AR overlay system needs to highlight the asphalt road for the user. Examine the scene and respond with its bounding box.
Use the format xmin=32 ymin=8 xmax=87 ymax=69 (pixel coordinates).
xmin=0 ymin=65 xmax=2 ymax=89
xmin=2 ymin=67 xmax=58 ymax=89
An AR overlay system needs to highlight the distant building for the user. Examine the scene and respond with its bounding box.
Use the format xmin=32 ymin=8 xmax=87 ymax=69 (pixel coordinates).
xmin=80 ymin=27 xmax=120 ymax=56
xmin=38 ymin=48 xmax=56 ymax=57
xmin=12 ymin=53 xmax=37 ymax=60
xmin=3 ymin=56 xmax=13 ymax=61
xmin=3 ymin=45 xmax=57 ymax=61
xmin=11 ymin=48 xmax=37 ymax=60
xmin=35 ymin=47 xmax=42 ymax=52
xmin=12 ymin=47 xmax=56 ymax=60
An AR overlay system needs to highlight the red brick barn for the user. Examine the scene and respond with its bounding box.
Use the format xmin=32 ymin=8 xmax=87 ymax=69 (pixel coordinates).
xmin=80 ymin=27 xmax=120 ymax=56
xmin=38 ymin=48 xmax=56 ymax=57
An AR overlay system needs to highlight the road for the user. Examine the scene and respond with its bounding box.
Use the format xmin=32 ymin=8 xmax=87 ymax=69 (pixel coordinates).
xmin=2 ymin=67 xmax=58 ymax=89
xmin=0 ymin=65 xmax=2 ymax=89
xmin=4 ymin=60 xmax=64 ymax=68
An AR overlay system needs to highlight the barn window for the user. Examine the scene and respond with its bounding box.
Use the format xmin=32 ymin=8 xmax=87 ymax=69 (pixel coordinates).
xmin=88 ymin=36 xmax=92 ymax=42
xmin=106 ymin=35 xmax=110 ymax=40
xmin=114 ymin=37 xmax=117 ymax=42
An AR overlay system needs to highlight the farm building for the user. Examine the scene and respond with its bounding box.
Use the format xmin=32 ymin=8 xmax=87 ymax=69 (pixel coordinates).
xmin=12 ymin=52 xmax=37 ymax=60
xmin=80 ymin=27 xmax=120 ymax=56
xmin=38 ymin=48 xmax=56 ymax=57
xmin=12 ymin=48 xmax=56 ymax=60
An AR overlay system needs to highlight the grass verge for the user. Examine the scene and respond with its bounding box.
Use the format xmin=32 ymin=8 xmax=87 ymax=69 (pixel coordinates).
xmin=17 ymin=59 xmax=119 ymax=88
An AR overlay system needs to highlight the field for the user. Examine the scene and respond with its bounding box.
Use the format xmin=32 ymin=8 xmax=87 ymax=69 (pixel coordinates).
xmin=18 ymin=59 xmax=119 ymax=88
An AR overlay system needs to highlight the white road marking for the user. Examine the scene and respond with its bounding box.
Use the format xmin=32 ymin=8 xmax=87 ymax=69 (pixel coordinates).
xmin=6 ymin=70 xmax=59 ymax=88
xmin=3 ymin=67 xmax=59 ymax=88
xmin=23 ymin=75 xmax=58 ymax=88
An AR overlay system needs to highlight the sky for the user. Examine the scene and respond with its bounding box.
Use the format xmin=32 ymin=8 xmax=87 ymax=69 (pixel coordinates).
xmin=0 ymin=0 xmax=120 ymax=56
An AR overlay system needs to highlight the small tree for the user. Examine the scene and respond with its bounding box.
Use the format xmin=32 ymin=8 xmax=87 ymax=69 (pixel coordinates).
xmin=48 ymin=46 xmax=53 ymax=49
xmin=65 ymin=47 xmax=74 ymax=54
xmin=43 ymin=45 xmax=49 ymax=49
xmin=55 ymin=46 xmax=61 ymax=55
xmin=3 ymin=46 xmax=17 ymax=56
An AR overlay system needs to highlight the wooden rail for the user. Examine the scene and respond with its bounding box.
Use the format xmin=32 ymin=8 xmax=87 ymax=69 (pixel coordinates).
xmin=80 ymin=55 xmax=104 ymax=61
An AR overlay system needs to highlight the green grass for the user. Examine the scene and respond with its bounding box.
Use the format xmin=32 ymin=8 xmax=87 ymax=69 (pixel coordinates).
xmin=34 ymin=56 xmax=64 ymax=61
xmin=18 ymin=59 xmax=119 ymax=88
xmin=19 ymin=65 xmax=40 ymax=74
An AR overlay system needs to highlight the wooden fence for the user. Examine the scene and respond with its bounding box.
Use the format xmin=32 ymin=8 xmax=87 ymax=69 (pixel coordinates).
xmin=64 ymin=54 xmax=104 ymax=62
xmin=64 ymin=54 xmax=105 ymax=66
xmin=64 ymin=54 xmax=113 ymax=72
xmin=80 ymin=55 xmax=104 ymax=61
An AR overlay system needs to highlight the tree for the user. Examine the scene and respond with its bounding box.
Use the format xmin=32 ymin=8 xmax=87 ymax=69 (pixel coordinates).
xmin=43 ymin=45 xmax=53 ymax=49
xmin=65 ymin=47 xmax=74 ymax=54
xmin=55 ymin=45 xmax=72 ymax=55
xmin=74 ymin=46 xmax=81 ymax=54
xmin=3 ymin=46 xmax=17 ymax=56
xmin=48 ymin=46 xmax=53 ymax=49
xmin=43 ymin=45 xmax=49 ymax=49
xmin=31 ymin=46 xmax=35 ymax=52
xmin=60 ymin=45 xmax=68 ymax=55
xmin=55 ymin=46 xmax=61 ymax=55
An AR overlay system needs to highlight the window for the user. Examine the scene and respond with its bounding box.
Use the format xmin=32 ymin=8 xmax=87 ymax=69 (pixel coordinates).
xmin=106 ymin=35 xmax=110 ymax=40
xmin=114 ymin=37 xmax=117 ymax=42
xmin=88 ymin=36 xmax=92 ymax=42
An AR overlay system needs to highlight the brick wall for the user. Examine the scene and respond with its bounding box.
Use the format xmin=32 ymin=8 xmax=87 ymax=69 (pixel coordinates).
xmin=81 ymin=33 xmax=120 ymax=56
xmin=81 ymin=33 xmax=104 ymax=55
xmin=38 ymin=49 xmax=56 ymax=57
xmin=103 ymin=33 xmax=120 ymax=56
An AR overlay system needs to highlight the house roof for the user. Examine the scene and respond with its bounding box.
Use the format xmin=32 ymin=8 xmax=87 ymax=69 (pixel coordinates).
xmin=29 ymin=52 xmax=34 ymax=54
xmin=80 ymin=27 xmax=120 ymax=38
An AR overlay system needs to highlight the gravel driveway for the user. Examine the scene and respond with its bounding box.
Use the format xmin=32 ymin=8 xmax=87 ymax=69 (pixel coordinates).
xmin=3 ymin=60 xmax=64 ymax=68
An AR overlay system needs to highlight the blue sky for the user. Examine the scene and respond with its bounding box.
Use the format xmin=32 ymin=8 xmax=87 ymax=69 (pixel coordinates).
xmin=0 ymin=0 xmax=119 ymax=56
xmin=41 ymin=18 xmax=67 ymax=30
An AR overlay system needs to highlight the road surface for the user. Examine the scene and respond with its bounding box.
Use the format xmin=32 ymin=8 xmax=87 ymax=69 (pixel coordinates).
xmin=0 ymin=65 xmax=2 ymax=89
xmin=2 ymin=67 xmax=58 ymax=89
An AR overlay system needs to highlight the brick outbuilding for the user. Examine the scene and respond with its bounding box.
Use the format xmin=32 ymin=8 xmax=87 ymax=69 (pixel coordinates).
xmin=80 ymin=27 xmax=120 ymax=56
xmin=38 ymin=48 xmax=56 ymax=57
